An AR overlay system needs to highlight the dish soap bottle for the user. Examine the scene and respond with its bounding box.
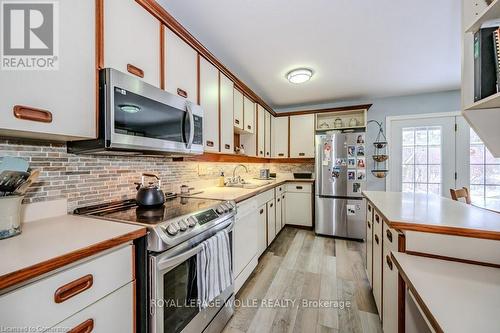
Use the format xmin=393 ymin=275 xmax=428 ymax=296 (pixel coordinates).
xmin=218 ymin=170 xmax=225 ymax=187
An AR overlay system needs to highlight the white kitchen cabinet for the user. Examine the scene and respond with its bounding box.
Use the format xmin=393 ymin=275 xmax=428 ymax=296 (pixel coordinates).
xmin=281 ymin=192 xmax=287 ymax=227
xmin=290 ymin=114 xmax=315 ymax=158
xmin=285 ymin=183 xmax=312 ymax=227
xmin=372 ymin=211 xmax=383 ymax=317
xmin=383 ymin=222 xmax=399 ymax=333
xmin=243 ymin=96 xmax=255 ymax=134
xmin=233 ymin=200 xmax=259 ymax=279
xmin=0 ymin=245 xmax=134 ymax=329
xmin=267 ymin=200 xmax=276 ymax=245
xmin=104 ymin=0 xmax=160 ymax=87
xmin=366 ymin=203 xmax=374 ymax=287
xmin=50 ymin=282 xmax=134 ymax=333
xmin=257 ymin=204 xmax=267 ymax=256
xmin=257 ymin=105 xmax=265 ymax=157
xmin=265 ymin=111 xmax=272 ymax=157
xmin=233 ymin=88 xmax=244 ymax=131
xmin=272 ymin=116 xmax=289 ymax=158
xmin=0 ymin=0 xmax=96 ymax=140
xmin=220 ymin=74 xmax=234 ymax=154
xmin=164 ymin=27 xmax=198 ymax=103
xmin=199 ymin=57 xmax=219 ymax=152
xmin=276 ymin=194 xmax=283 ymax=233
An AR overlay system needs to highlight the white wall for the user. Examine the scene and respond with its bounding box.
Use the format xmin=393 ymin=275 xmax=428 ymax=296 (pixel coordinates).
xmin=276 ymin=90 xmax=461 ymax=191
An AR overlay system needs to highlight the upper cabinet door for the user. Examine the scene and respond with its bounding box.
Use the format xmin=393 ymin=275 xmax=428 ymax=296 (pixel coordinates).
xmin=199 ymin=57 xmax=219 ymax=152
xmin=104 ymin=0 xmax=160 ymax=87
xmin=220 ymin=74 xmax=235 ymax=154
xmin=290 ymin=114 xmax=315 ymax=158
xmin=272 ymin=116 xmax=289 ymax=158
xmin=233 ymin=89 xmax=244 ymax=130
xmin=164 ymin=27 xmax=197 ymax=102
xmin=243 ymin=96 xmax=255 ymax=134
xmin=0 ymin=0 xmax=96 ymax=140
xmin=257 ymin=105 xmax=265 ymax=157
xmin=265 ymin=112 xmax=271 ymax=157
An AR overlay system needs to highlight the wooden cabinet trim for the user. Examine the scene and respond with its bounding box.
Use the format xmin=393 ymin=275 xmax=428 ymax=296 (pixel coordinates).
xmin=13 ymin=105 xmax=52 ymax=123
xmin=127 ymin=64 xmax=145 ymax=78
xmin=54 ymin=274 xmax=94 ymax=304
xmin=68 ymin=319 xmax=94 ymax=333
xmin=277 ymin=104 xmax=373 ymax=117
xmin=159 ymin=23 xmax=165 ymax=89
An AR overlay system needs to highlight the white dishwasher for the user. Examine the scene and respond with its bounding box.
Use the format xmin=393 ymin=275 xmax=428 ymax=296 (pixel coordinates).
xmin=233 ymin=199 xmax=259 ymax=293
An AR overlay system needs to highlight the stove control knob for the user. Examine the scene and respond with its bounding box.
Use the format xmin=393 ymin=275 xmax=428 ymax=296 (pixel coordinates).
xmin=187 ymin=216 xmax=197 ymax=227
xmin=216 ymin=206 xmax=224 ymax=214
xmin=226 ymin=202 xmax=234 ymax=211
xmin=166 ymin=224 xmax=179 ymax=236
xmin=222 ymin=203 xmax=230 ymax=213
xmin=178 ymin=220 xmax=189 ymax=231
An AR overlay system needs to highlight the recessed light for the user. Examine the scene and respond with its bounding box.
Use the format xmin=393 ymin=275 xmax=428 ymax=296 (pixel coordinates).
xmin=286 ymin=68 xmax=313 ymax=84
xmin=119 ymin=104 xmax=141 ymax=114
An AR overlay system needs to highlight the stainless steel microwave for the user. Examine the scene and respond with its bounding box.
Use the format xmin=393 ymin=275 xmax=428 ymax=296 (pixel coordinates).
xmin=68 ymin=68 xmax=203 ymax=155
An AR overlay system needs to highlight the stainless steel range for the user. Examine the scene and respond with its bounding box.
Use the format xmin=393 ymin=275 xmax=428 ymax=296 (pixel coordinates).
xmin=74 ymin=195 xmax=236 ymax=333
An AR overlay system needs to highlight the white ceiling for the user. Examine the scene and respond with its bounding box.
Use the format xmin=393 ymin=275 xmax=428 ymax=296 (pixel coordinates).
xmin=159 ymin=0 xmax=461 ymax=109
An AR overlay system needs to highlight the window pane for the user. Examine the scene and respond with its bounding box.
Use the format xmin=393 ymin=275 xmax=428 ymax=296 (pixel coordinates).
xmin=415 ymin=183 xmax=427 ymax=193
xmin=402 ymin=183 xmax=414 ymax=193
xmin=428 ymin=146 xmax=441 ymax=164
xmin=428 ymin=184 xmax=440 ymax=195
xmin=428 ymin=165 xmax=440 ymax=183
xmin=470 ymin=165 xmax=484 ymax=184
xmin=485 ymin=165 xmax=500 ymax=184
xmin=485 ymin=150 xmax=500 ymax=164
xmin=402 ymin=130 xmax=414 ymax=146
xmin=470 ymin=129 xmax=482 ymax=144
xmin=470 ymin=185 xmax=484 ymax=199
xmin=428 ymin=129 xmax=441 ymax=145
xmin=415 ymin=165 xmax=427 ymax=183
xmin=415 ymin=146 xmax=427 ymax=164
xmin=470 ymin=145 xmax=484 ymax=164
xmin=402 ymin=165 xmax=414 ymax=182
xmin=486 ymin=185 xmax=500 ymax=198
xmin=415 ymin=129 xmax=427 ymax=145
xmin=402 ymin=147 xmax=414 ymax=164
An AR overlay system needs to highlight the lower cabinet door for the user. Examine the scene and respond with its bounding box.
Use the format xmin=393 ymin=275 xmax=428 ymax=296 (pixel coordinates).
xmin=276 ymin=196 xmax=283 ymax=233
xmin=49 ymin=282 xmax=134 ymax=333
xmin=267 ymin=200 xmax=276 ymax=245
xmin=257 ymin=205 xmax=267 ymax=256
xmin=285 ymin=192 xmax=312 ymax=226
xmin=366 ymin=219 xmax=373 ymax=287
xmin=372 ymin=231 xmax=383 ymax=317
xmin=233 ymin=207 xmax=259 ymax=277
xmin=383 ymin=251 xmax=398 ymax=333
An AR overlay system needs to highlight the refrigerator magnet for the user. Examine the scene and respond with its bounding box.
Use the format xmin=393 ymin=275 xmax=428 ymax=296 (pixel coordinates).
xmin=357 ymin=170 xmax=366 ymax=180
xmin=347 ymin=205 xmax=356 ymax=215
xmin=347 ymin=170 xmax=356 ymax=180
xmin=353 ymin=182 xmax=361 ymax=193
xmin=347 ymin=145 xmax=355 ymax=157
xmin=348 ymin=158 xmax=356 ymax=167
xmin=356 ymin=134 xmax=365 ymax=144
xmin=356 ymin=145 xmax=365 ymax=156
xmin=357 ymin=157 xmax=365 ymax=169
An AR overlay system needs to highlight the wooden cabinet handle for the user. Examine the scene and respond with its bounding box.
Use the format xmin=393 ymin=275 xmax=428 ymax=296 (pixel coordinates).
xmin=266 ymin=152 xmax=270 ymax=156
xmin=374 ymin=234 xmax=379 ymax=245
xmin=260 ymin=150 xmax=263 ymax=155
xmin=260 ymin=209 xmax=264 ymax=214
xmin=299 ymin=153 xmax=305 ymax=156
xmin=235 ymin=119 xmax=240 ymax=125
xmin=386 ymin=255 xmax=393 ymax=270
xmin=68 ymin=319 xmax=94 ymax=333
xmin=277 ymin=198 xmax=280 ymax=202
xmin=270 ymin=203 xmax=273 ymax=208
xmin=247 ymin=125 xmax=252 ymax=130
xmin=13 ymin=105 xmax=52 ymax=123
xmin=386 ymin=229 xmax=393 ymax=243
xmin=368 ymin=205 xmax=371 ymax=212
xmin=177 ymin=88 xmax=188 ymax=98
xmin=127 ymin=64 xmax=144 ymax=78
xmin=54 ymin=274 xmax=93 ymax=303
xmin=282 ymin=195 xmax=285 ymax=199
xmin=278 ymin=153 xmax=285 ymax=157
xmin=142 ymin=172 xmax=159 ymax=179
xmin=225 ymin=144 xmax=230 ymax=149
xmin=296 ymin=186 xmax=303 ymax=190
xmin=375 ymin=215 xmax=380 ymax=223
xmin=206 ymin=140 xmax=214 ymax=147
xmin=367 ymin=221 xmax=371 ymax=229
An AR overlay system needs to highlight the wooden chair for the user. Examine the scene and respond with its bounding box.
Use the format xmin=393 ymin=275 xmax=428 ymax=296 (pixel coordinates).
xmin=450 ymin=187 xmax=472 ymax=204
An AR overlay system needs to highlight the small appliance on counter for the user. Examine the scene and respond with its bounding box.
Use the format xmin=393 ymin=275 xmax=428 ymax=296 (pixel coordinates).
xmin=259 ymin=168 xmax=271 ymax=179
xmin=134 ymin=173 xmax=165 ymax=208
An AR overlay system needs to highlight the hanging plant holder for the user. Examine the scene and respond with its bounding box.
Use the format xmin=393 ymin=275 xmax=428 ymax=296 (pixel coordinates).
xmin=372 ymin=154 xmax=389 ymax=162
xmin=371 ymin=169 xmax=389 ymax=178
xmin=367 ymin=120 xmax=389 ymax=179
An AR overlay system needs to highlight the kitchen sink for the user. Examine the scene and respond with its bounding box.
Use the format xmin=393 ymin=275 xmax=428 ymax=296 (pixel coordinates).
xmin=225 ymin=181 xmax=272 ymax=189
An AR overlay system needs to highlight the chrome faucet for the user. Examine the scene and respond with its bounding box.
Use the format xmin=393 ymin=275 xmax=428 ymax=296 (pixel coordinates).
xmin=230 ymin=164 xmax=248 ymax=184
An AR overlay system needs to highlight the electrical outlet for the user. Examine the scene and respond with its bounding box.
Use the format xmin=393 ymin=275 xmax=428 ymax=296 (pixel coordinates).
xmin=198 ymin=163 xmax=209 ymax=176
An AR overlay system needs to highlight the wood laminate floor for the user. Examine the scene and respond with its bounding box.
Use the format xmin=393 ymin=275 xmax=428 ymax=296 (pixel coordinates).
xmin=223 ymin=227 xmax=382 ymax=333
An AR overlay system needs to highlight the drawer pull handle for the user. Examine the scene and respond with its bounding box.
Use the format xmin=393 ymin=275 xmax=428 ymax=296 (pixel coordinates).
xmin=235 ymin=119 xmax=240 ymax=124
xmin=247 ymin=125 xmax=252 ymax=130
xmin=68 ymin=319 xmax=94 ymax=333
xmin=270 ymin=203 xmax=273 ymax=207
xmin=266 ymin=152 xmax=270 ymax=156
xmin=54 ymin=274 xmax=93 ymax=304
xmin=277 ymin=198 xmax=280 ymax=202
xmin=127 ymin=64 xmax=144 ymax=78
xmin=386 ymin=255 xmax=393 ymax=270
xmin=13 ymin=105 xmax=52 ymax=123
xmin=374 ymin=234 xmax=379 ymax=245
xmin=386 ymin=229 xmax=393 ymax=243
xmin=282 ymin=195 xmax=285 ymax=199
xmin=177 ymin=88 xmax=188 ymax=98
xmin=367 ymin=221 xmax=371 ymax=229
xmin=206 ymin=140 xmax=214 ymax=147
xmin=296 ymin=186 xmax=303 ymax=190
xmin=260 ymin=150 xmax=263 ymax=155
xmin=375 ymin=215 xmax=380 ymax=223
xmin=225 ymin=144 xmax=230 ymax=149
xmin=278 ymin=153 xmax=285 ymax=157
xmin=368 ymin=205 xmax=371 ymax=212
xmin=260 ymin=209 xmax=264 ymax=214
xmin=299 ymin=153 xmax=305 ymax=156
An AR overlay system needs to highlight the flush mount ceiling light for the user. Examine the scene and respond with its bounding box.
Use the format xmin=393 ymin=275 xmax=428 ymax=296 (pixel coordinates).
xmin=286 ymin=68 xmax=313 ymax=84
xmin=119 ymin=104 xmax=141 ymax=114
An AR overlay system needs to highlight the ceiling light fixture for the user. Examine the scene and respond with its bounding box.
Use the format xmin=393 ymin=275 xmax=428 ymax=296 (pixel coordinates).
xmin=119 ymin=104 xmax=141 ymax=114
xmin=286 ymin=68 xmax=313 ymax=84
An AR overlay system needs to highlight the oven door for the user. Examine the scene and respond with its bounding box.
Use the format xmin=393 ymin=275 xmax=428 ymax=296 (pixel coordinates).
xmin=149 ymin=223 xmax=234 ymax=333
xmin=103 ymin=68 xmax=203 ymax=154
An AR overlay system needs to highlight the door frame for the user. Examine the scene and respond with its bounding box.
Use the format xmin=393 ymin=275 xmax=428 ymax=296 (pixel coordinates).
xmin=385 ymin=111 xmax=462 ymax=192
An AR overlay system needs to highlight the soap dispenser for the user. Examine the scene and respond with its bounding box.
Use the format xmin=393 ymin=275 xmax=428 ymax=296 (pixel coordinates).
xmin=218 ymin=170 xmax=225 ymax=187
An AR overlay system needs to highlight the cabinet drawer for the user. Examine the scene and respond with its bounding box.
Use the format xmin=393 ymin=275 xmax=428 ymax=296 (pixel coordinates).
xmin=373 ymin=210 xmax=383 ymax=237
xmin=382 ymin=247 xmax=398 ymax=333
xmin=49 ymin=281 xmax=134 ymax=333
xmin=367 ymin=202 xmax=373 ymax=224
xmin=372 ymin=229 xmax=383 ymax=316
xmin=383 ymin=222 xmax=399 ymax=253
xmin=286 ymin=183 xmax=312 ymax=193
xmin=0 ymin=245 xmax=133 ymax=329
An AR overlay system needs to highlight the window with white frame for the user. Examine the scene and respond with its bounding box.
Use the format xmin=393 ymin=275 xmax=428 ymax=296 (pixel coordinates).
xmin=469 ymin=129 xmax=500 ymax=204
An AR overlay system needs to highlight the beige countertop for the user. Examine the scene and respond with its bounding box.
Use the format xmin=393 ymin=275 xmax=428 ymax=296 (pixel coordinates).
xmin=362 ymin=191 xmax=500 ymax=240
xmin=189 ymin=177 xmax=314 ymax=202
xmin=0 ymin=215 xmax=146 ymax=291
xmin=392 ymin=252 xmax=500 ymax=333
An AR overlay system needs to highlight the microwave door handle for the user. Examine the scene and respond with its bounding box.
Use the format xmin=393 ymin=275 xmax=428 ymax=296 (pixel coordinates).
xmin=156 ymin=243 xmax=203 ymax=271
xmin=186 ymin=103 xmax=195 ymax=149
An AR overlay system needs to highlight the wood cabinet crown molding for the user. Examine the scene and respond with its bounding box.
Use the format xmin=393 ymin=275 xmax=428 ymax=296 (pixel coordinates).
xmin=276 ymin=103 xmax=373 ymax=117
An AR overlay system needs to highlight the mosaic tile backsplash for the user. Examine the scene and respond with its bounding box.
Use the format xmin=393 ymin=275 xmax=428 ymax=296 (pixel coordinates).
xmin=0 ymin=138 xmax=314 ymax=212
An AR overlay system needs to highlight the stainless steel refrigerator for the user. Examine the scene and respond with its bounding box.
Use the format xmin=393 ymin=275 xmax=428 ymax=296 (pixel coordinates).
xmin=315 ymin=132 xmax=366 ymax=239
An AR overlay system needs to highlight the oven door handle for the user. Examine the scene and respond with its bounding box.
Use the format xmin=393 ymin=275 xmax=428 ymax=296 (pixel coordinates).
xmin=156 ymin=244 xmax=204 ymax=271
xmin=186 ymin=102 xmax=195 ymax=149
